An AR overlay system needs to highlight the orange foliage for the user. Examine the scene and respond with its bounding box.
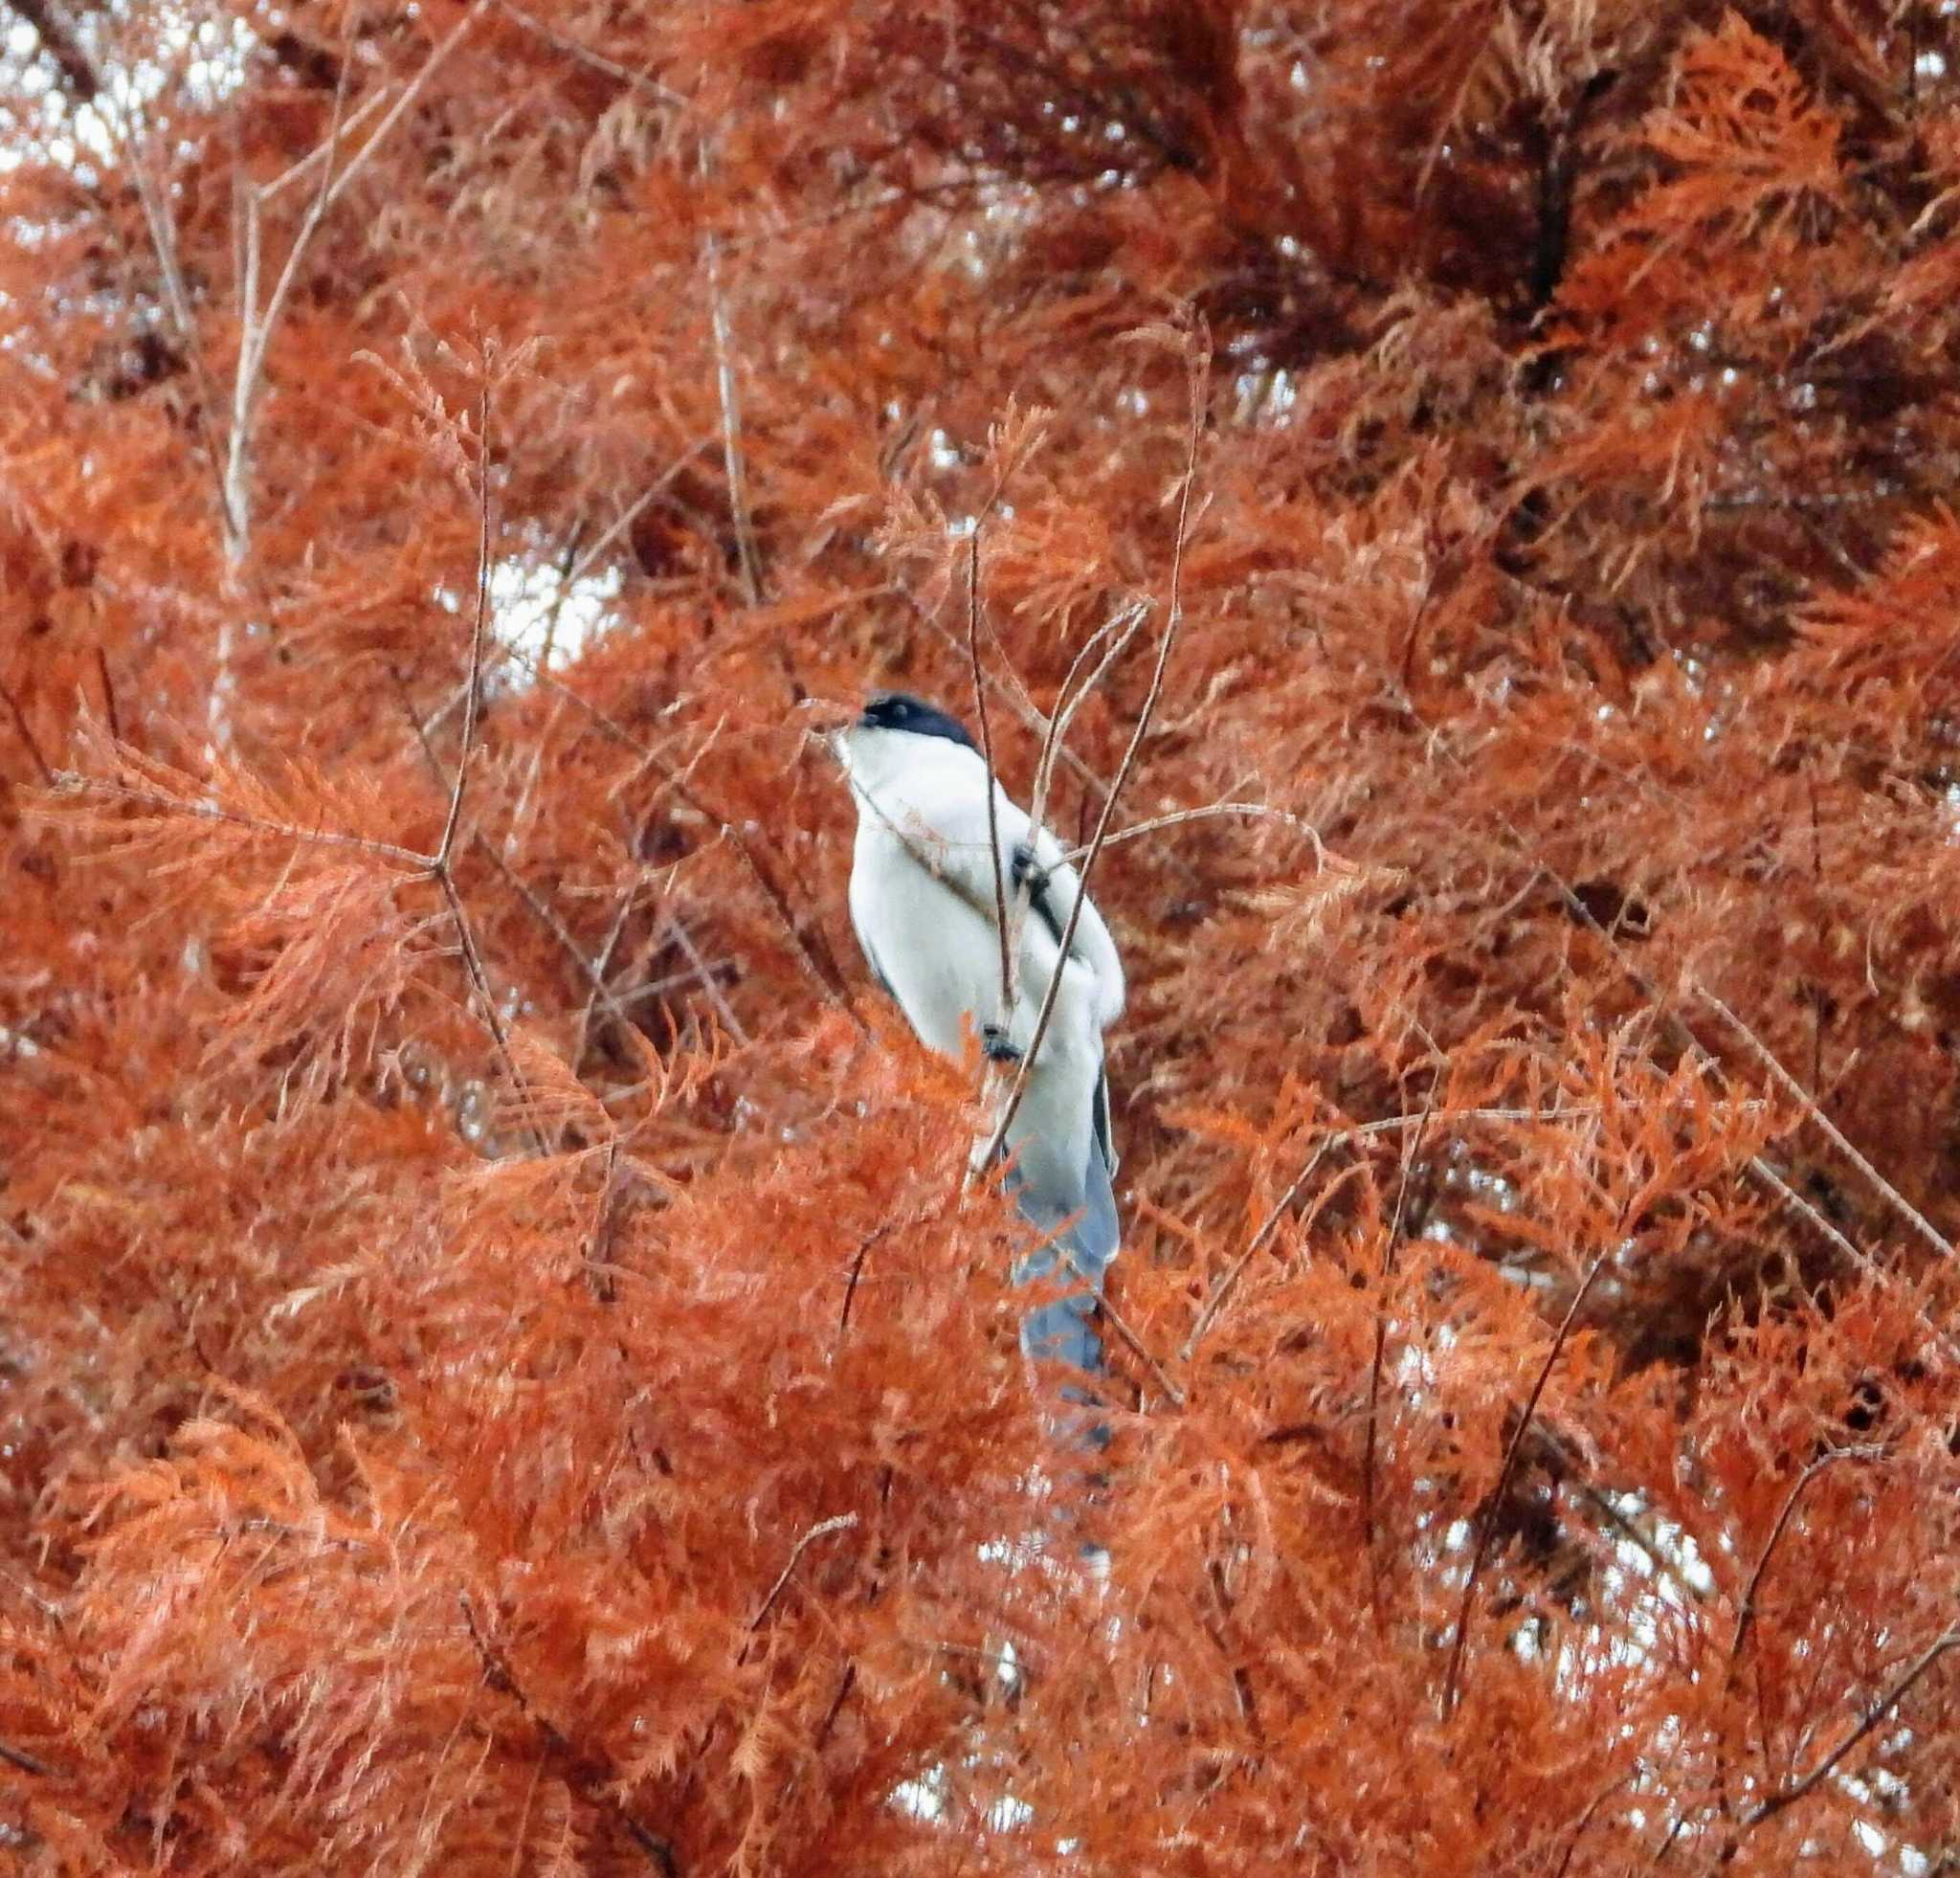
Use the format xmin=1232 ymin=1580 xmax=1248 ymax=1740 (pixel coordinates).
xmin=4 ymin=2 xmax=1960 ymax=1870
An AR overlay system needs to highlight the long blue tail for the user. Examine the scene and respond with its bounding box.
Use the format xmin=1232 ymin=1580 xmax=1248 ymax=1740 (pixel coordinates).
xmin=1009 ymin=1135 xmax=1118 ymax=1450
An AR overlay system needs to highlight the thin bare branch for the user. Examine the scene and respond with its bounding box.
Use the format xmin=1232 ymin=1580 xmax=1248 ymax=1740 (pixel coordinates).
xmin=1179 ymin=1142 xmax=1332 ymax=1364
xmin=436 ymin=383 xmax=494 ymax=870
xmin=0 ymin=1734 xmax=52 ymax=1777
xmin=980 ymin=329 xmax=1205 ymax=1170
xmin=258 ymin=83 xmax=392 ymax=201
xmin=836 ymin=1224 xmax=891 ymax=1344
xmin=390 ymin=667 xmax=649 ymax=1053
xmin=1442 ymin=1252 xmax=1610 ymax=1718
xmin=311 ymin=1 xmax=485 ymax=223
xmin=1700 ymin=984 xmax=1956 ymax=1263
xmin=567 ymin=441 xmax=714 ymax=588
xmin=1738 ymin=1629 xmax=1960 ymax=1832
xmin=748 ymin=1513 xmax=859 ymax=1629
xmin=967 ymin=532 xmax=1014 ymax=1020
xmin=1730 ymin=1445 xmax=1888 ymax=1669
xmin=493 ymin=0 xmax=684 ymax=103
xmin=1058 ymin=800 xmax=1336 ymax=866
xmin=1029 ymin=598 xmax=1147 ymax=825
xmin=1366 ymin=1075 xmax=1439 ymax=1614
xmin=93 ymin=647 xmax=121 ymax=745
xmin=1 ymin=682 xmax=56 ymax=787
xmin=905 ymin=589 xmax=1113 ymax=801
xmin=435 ymin=868 xmax=545 ymax=1156
xmin=1095 ymin=1283 xmax=1185 ymax=1409
xmin=664 ymin=913 xmax=749 ymax=1046
xmin=52 ymin=773 xmax=433 ymax=870
xmin=699 ymin=139 xmax=763 ymax=606
xmin=459 ymin=1595 xmax=680 ymax=1873
xmin=1551 ymin=1771 xmax=1638 ymax=1878
xmin=1179 ymin=1102 xmax=1669 ymax=1365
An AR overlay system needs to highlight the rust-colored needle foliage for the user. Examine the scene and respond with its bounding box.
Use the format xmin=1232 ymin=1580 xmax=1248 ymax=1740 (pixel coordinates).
xmin=7 ymin=2 xmax=1960 ymax=1870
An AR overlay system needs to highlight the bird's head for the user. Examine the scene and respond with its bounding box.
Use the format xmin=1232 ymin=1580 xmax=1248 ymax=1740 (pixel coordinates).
xmin=827 ymin=690 xmax=979 ymax=784
xmin=855 ymin=691 xmax=978 ymax=749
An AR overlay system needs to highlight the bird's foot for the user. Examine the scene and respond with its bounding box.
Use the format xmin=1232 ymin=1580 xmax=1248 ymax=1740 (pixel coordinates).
xmin=1010 ymin=842 xmax=1050 ymax=897
xmin=981 ymin=1022 xmax=1023 ymax=1064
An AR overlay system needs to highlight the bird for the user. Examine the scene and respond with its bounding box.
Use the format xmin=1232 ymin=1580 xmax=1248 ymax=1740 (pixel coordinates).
xmin=831 ymin=690 xmax=1125 ymax=1430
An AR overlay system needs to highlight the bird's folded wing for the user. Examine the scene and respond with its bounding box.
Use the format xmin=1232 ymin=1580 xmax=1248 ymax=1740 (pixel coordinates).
xmin=872 ymin=771 xmax=1125 ymax=1031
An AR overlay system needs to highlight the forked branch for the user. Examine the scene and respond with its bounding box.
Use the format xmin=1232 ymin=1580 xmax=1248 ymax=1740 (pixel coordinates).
xmin=979 ymin=328 xmax=1206 ymax=1174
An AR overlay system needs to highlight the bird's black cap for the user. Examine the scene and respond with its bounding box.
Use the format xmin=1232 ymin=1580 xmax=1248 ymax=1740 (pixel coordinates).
xmin=858 ymin=691 xmax=977 ymax=750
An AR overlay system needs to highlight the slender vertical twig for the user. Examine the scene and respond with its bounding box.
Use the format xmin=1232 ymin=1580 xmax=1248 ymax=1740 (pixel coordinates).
xmin=966 ymin=532 xmax=1014 ymax=1017
xmin=1365 ymin=1079 xmax=1437 ymax=1618
xmin=1 ymin=683 xmax=55 ymax=787
xmin=93 ymin=647 xmax=121 ymax=745
xmin=700 ymin=155 xmax=763 ymax=605
xmin=1441 ymin=1253 xmax=1609 ymax=1718
xmin=437 ymin=386 xmax=493 ymax=870
xmin=1179 ymin=1140 xmax=1334 ymax=1363
xmin=980 ymin=334 xmax=1205 ymax=1172
xmin=424 ymin=375 xmax=543 ymax=1155
xmin=1550 ymin=1771 xmax=1638 ymax=1878
xmin=1729 ymin=1446 xmax=1886 ymax=1672
xmin=459 ymin=1595 xmax=679 ymax=1873
xmin=664 ymin=914 xmax=749 ymax=1046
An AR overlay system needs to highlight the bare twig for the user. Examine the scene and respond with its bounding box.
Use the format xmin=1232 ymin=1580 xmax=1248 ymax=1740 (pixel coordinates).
xmin=1740 ymin=1155 xmax=1876 ymax=1283
xmin=86 ymin=22 xmax=234 ymax=550
xmin=612 ymin=956 xmax=739 ymax=1013
xmin=699 ymin=143 xmax=763 ymax=605
xmin=436 ymin=869 xmax=543 ymax=1153
xmin=574 ymin=867 xmax=648 ymax=1063
xmin=664 ymin=914 xmax=749 ymax=1046
xmin=1441 ymin=1252 xmax=1609 ymax=1718
xmin=93 ymin=647 xmax=121 ymax=745
xmin=259 ymin=84 xmax=391 ymax=200
xmin=460 ymin=1594 xmax=680 ymax=1874
xmin=493 ymin=0 xmax=683 ymax=101
xmin=1 ymin=682 xmax=55 ymax=786
xmin=567 ymin=441 xmax=713 ymax=588
xmin=306 ymin=2 xmax=485 ymax=222
xmin=423 ymin=379 xmax=544 ymax=1155
xmin=1179 ymin=1141 xmax=1333 ymax=1363
xmin=748 ymin=1513 xmax=859 ymax=1629
xmin=390 ymin=667 xmax=649 ymax=1054
xmin=1180 ymin=1092 xmax=1648 ymax=1368
xmin=967 ymin=532 xmax=1014 ymax=1018
xmin=0 ymin=1736 xmax=54 ymax=1777
xmin=1420 ymin=782 xmax=1960 ymax=1358
xmin=1737 ymin=1629 xmax=1960 ymax=1832
xmin=905 ymin=591 xmax=1116 ymax=802
xmin=436 ymin=385 xmax=494 ymax=869
xmin=1551 ymin=1770 xmax=1638 ymax=1878
xmin=837 ymin=1224 xmax=892 ymax=1343
xmin=1028 ymin=599 xmax=1147 ymax=827
xmin=231 ymin=1 xmax=484 ymax=540
xmin=980 ymin=333 xmax=1205 ymax=1170
xmin=1096 ymin=1283 xmax=1185 ymax=1408
xmin=1366 ymin=1076 xmax=1438 ymax=1612
xmin=1731 ymin=1446 xmax=1886 ymax=1670
xmin=1058 ymin=800 xmax=1334 ymax=866
xmin=52 ymin=774 xmax=432 ymax=870
xmin=584 ymin=1138 xmax=622 ymax=1301
xmin=1700 ymin=985 xmax=1955 ymax=1264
